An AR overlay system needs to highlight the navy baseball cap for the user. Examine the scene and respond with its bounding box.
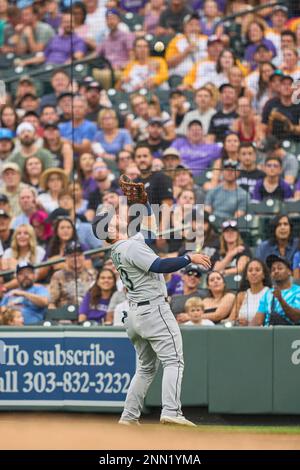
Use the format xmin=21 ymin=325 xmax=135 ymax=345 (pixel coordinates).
xmin=0 ymin=194 xmax=9 ymax=203
xmin=16 ymin=261 xmax=34 ymax=274
xmin=183 ymin=264 xmax=202 ymax=276
xmin=0 ymin=209 xmax=10 ymax=218
xmin=0 ymin=128 xmax=14 ymax=140
xmin=266 ymin=254 xmax=292 ymax=271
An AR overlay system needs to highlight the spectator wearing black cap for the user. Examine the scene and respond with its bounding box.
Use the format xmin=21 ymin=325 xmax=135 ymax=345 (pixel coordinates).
xmin=252 ymin=254 xmax=300 ymax=326
xmin=162 ymin=147 xmax=181 ymax=178
xmin=170 ymin=263 xmax=208 ymax=321
xmin=172 ymin=163 xmax=205 ymax=204
xmin=0 ymin=261 xmax=49 ymax=325
xmin=139 ymin=118 xmax=170 ymax=158
xmin=168 ymin=89 xmax=190 ymax=128
xmin=214 ymin=220 xmax=251 ymax=276
xmin=85 ymin=82 xmax=106 ymax=122
xmin=207 ymin=83 xmax=238 ymax=142
xmin=251 ymin=155 xmax=293 ymax=202
xmin=48 ymin=241 xmax=96 ymax=309
xmin=57 ymin=91 xmax=73 ymax=123
xmin=165 ymin=13 xmax=207 ymax=81
xmin=261 ymin=136 xmax=299 ymax=185
xmin=202 ymin=271 xmax=235 ymax=324
xmin=43 ymin=122 xmax=73 ymax=175
xmin=256 ymin=214 xmax=299 ymax=265
xmin=261 ymin=75 xmax=300 ymax=147
xmin=171 ymin=119 xmax=222 ymax=177
xmin=177 ymin=86 xmax=216 ymax=136
xmin=205 ymin=160 xmax=249 ymax=219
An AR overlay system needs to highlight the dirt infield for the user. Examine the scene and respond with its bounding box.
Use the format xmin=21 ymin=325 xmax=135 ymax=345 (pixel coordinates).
xmin=0 ymin=412 xmax=300 ymax=450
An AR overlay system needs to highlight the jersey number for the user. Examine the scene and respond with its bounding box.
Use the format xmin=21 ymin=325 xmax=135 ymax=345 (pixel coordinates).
xmin=119 ymin=268 xmax=134 ymax=291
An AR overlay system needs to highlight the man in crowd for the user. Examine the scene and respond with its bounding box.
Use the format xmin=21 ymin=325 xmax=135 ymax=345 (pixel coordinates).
xmin=262 ymin=136 xmax=299 ymax=185
xmin=237 ymin=142 xmax=265 ymax=194
xmin=1 ymin=261 xmax=49 ymax=325
xmin=0 ymin=162 xmax=27 ymax=217
xmin=205 ymin=160 xmax=249 ymax=219
xmin=0 ymin=128 xmax=14 ymax=176
xmin=172 ymin=120 xmax=221 ymax=176
xmin=208 ymin=84 xmax=238 ymax=142
xmin=9 ymin=122 xmax=56 ymax=174
xmin=49 ymin=241 xmax=96 ymax=309
xmin=170 ymin=264 xmax=207 ymax=320
xmin=177 ymin=86 xmax=216 ymax=136
xmin=0 ymin=206 xmax=13 ymax=251
xmin=253 ymin=255 xmax=300 ymax=326
xmin=11 ymin=186 xmax=38 ymax=229
xmin=251 ymin=156 xmax=293 ymax=202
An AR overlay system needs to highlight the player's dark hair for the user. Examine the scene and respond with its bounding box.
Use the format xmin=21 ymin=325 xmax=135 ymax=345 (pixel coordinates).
xmin=239 ymin=258 xmax=272 ymax=292
xmin=89 ymin=268 xmax=117 ymax=308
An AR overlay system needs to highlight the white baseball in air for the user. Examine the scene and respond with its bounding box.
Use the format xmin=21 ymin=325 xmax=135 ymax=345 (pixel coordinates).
xmin=154 ymin=41 xmax=165 ymax=52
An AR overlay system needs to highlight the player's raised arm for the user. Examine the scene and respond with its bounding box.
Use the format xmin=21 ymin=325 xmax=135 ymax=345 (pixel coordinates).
xmin=149 ymin=252 xmax=211 ymax=274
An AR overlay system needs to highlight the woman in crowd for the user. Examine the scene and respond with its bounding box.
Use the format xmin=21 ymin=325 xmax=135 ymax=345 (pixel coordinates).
xmin=245 ymin=62 xmax=277 ymax=114
xmin=23 ymin=155 xmax=45 ymax=192
xmin=214 ymin=220 xmax=252 ymax=276
xmin=77 ymin=152 xmax=97 ymax=200
xmin=29 ymin=210 xmax=54 ymax=249
xmin=37 ymin=217 xmax=80 ymax=282
xmin=71 ymin=1 xmax=96 ymax=50
xmin=37 ymin=168 xmax=69 ymax=214
xmin=143 ymin=0 xmax=165 ymax=34
xmin=1 ymin=224 xmax=46 ymax=289
xmin=204 ymin=131 xmax=240 ymax=191
xmin=228 ymin=66 xmax=253 ymax=100
xmin=256 ymin=214 xmax=299 ymax=264
xmin=211 ymin=48 xmax=239 ymax=88
xmin=231 ymin=96 xmax=263 ymax=144
xmin=202 ymin=271 xmax=236 ymax=324
xmin=229 ymin=258 xmax=272 ymax=325
xmin=244 ymin=20 xmax=276 ymax=69
xmin=78 ymin=269 xmax=117 ymax=324
xmin=93 ymin=109 xmax=133 ymax=165
xmin=68 ymin=181 xmax=88 ymax=216
xmin=0 ymin=105 xmax=18 ymax=133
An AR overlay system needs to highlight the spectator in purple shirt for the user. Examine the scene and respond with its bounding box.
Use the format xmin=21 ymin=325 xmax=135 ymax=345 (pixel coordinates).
xmin=119 ymin=0 xmax=147 ymax=14
xmin=97 ymin=9 xmax=134 ymax=71
xmin=171 ymin=120 xmax=222 ymax=176
xmin=294 ymin=179 xmax=300 ymax=200
xmin=18 ymin=11 xmax=87 ymax=67
xmin=78 ymin=268 xmax=117 ymax=324
xmin=245 ymin=21 xmax=277 ymax=69
xmin=251 ymin=156 xmax=293 ymax=202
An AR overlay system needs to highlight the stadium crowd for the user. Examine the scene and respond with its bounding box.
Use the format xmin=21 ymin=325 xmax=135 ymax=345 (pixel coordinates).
xmin=0 ymin=0 xmax=300 ymax=328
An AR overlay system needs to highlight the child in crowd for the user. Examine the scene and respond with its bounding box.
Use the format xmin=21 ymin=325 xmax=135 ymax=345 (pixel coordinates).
xmin=184 ymin=297 xmax=215 ymax=326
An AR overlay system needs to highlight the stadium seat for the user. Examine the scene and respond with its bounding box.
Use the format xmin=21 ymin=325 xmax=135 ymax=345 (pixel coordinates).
xmin=224 ymin=274 xmax=242 ymax=292
xmin=249 ymin=199 xmax=283 ymax=215
xmin=236 ymin=214 xmax=259 ymax=247
xmin=282 ymin=200 xmax=300 ymax=214
xmin=45 ymin=305 xmax=78 ymax=322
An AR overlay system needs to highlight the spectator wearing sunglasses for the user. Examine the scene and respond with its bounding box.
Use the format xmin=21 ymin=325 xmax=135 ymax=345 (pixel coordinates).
xmin=251 ymin=156 xmax=293 ymax=202
xmin=205 ymin=160 xmax=249 ymax=219
xmin=214 ymin=220 xmax=252 ymax=276
xmin=169 ymin=264 xmax=208 ymax=322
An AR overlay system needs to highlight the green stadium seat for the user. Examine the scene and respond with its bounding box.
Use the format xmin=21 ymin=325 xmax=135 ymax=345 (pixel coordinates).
xmin=282 ymin=200 xmax=300 ymax=214
xmin=45 ymin=305 xmax=78 ymax=322
xmin=249 ymin=199 xmax=282 ymax=215
xmin=122 ymin=12 xmax=144 ymax=31
xmin=236 ymin=214 xmax=259 ymax=247
xmin=224 ymin=274 xmax=242 ymax=292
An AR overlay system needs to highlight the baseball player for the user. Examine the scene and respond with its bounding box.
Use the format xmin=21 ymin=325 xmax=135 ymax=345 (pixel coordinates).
xmin=92 ymin=176 xmax=211 ymax=426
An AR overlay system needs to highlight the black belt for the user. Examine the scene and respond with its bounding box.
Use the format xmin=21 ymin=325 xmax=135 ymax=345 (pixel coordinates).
xmin=137 ymin=297 xmax=168 ymax=306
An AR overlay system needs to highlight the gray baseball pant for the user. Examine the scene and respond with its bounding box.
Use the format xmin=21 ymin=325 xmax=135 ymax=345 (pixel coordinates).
xmin=121 ymin=297 xmax=184 ymax=421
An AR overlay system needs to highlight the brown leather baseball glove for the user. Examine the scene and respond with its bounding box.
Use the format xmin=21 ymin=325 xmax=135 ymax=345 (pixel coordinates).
xmin=267 ymin=108 xmax=292 ymax=135
xmin=119 ymin=174 xmax=148 ymax=205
